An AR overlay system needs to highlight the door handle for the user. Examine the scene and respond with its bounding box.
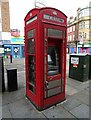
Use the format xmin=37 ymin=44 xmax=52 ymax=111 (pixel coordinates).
xmin=45 ymin=81 xmax=48 ymax=88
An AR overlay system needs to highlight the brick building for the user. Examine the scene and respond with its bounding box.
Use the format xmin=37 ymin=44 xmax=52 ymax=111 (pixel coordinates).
xmin=67 ymin=3 xmax=91 ymax=54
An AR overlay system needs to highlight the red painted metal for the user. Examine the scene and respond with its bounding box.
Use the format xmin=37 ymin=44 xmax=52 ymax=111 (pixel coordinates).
xmin=24 ymin=7 xmax=67 ymax=110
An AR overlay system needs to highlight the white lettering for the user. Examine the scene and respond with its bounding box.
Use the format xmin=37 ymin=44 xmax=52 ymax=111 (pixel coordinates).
xmin=43 ymin=14 xmax=64 ymax=23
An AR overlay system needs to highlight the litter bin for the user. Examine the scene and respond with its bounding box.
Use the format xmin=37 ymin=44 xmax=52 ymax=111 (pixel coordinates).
xmin=0 ymin=56 xmax=5 ymax=92
xmin=6 ymin=68 xmax=18 ymax=92
xmin=88 ymin=54 xmax=91 ymax=79
xmin=69 ymin=54 xmax=89 ymax=82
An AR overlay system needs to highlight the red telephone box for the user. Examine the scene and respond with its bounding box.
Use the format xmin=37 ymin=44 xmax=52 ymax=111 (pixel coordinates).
xmin=24 ymin=7 xmax=67 ymax=110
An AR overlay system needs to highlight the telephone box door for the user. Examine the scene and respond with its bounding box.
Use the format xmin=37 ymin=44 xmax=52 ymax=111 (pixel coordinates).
xmin=44 ymin=24 xmax=66 ymax=105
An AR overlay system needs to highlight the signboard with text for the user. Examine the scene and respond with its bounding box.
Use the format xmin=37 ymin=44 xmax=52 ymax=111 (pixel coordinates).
xmin=11 ymin=36 xmax=24 ymax=44
xmin=71 ymin=57 xmax=79 ymax=64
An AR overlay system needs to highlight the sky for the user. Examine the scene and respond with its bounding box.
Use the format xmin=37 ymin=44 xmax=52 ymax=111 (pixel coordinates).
xmin=9 ymin=0 xmax=91 ymax=35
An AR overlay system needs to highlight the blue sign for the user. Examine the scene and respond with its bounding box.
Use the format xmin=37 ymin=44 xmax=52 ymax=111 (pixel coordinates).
xmin=3 ymin=40 xmax=11 ymax=44
xmin=11 ymin=37 xmax=24 ymax=44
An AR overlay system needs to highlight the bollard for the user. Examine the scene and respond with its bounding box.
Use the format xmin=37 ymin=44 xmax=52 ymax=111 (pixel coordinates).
xmin=10 ymin=55 xmax=12 ymax=63
xmin=6 ymin=68 xmax=18 ymax=92
xmin=0 ymin=56 xmax=5 ymax=92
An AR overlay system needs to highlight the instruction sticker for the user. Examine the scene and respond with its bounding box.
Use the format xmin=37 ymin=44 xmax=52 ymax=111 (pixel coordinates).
xmin=71 ymin=57 xmax=79 ymax=64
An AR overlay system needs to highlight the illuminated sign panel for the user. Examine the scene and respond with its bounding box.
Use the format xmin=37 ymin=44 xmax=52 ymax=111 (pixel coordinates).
xmin=11 ymin=29 xmax=20 ymax=37
xmin=43 ymin=14 xmax=64 ymax=23
xmin=11 ymin=37 xmax=24 ymax=44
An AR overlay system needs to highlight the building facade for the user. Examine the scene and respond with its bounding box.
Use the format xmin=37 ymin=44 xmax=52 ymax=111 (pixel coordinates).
xmin=67 ymin=17 xmax=77 ymax=53
xmin=0 ymin=0 xmax=24 ymax=58
xmin=0 ymin=1 xmax=4 ymax=56
xmin=67 ymin=5 xmax=91 ymax=54
xmin=1 ymin=0 xmax=11 ymax=45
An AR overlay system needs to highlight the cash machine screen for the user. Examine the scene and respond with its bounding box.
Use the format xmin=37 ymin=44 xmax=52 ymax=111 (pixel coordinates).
xmin=48 ymin=46 xmax=60 ymax=76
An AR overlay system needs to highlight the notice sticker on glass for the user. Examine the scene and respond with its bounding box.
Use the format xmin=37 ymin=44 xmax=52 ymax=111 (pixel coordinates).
xmin=71 ymin=57 xmax=79 ymax=64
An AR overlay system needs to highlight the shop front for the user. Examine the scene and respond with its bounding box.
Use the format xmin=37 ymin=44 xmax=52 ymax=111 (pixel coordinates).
xmin=11 ymin=36 xmax=24 ymax=58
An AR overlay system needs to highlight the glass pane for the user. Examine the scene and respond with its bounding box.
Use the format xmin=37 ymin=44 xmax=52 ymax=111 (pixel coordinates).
xmin=48 ymin=46 xmax=60 ymax=76
xmin=48 ymin=29 xmax=62 ymax=38
xmin=28 ymin=39 xmax=35 ymax=54
xmin=28 ymin=55 xmax=35 ymax=85
xmin=27 ymin=29 xmax=35 ymax=38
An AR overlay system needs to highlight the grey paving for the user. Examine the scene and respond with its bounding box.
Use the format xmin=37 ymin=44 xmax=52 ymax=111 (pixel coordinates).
xmin=0 ymin=94 xmax=2 ymax=107
xmin=66 ymin=84 xmax=79 ymax=96
xmin=1 ymin=57 xmax=90 ymax=119
xmin=58 ymin=97 xmax=82 ymax=111
xmin=42 ymin=105 xmax=76 ymax=118
xmin=0 ymin=106 xmax=2 ymax=119
xmin=7 ymin=98 xmax=46 ymax=118
xmin=2 ymin=87 xmax=25 ymax=106
xmin=2 ymin=105 xmax=12 ymax=118
xmin=71 ymin=90 xmax=89 ymax=106
xmin=70 ymin=104 xmax=89 ymax=118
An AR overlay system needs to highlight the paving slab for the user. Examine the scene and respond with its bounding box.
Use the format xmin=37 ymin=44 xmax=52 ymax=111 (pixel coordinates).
xmin=0 ymin=106 xmax=2 ymax=119
xmin=23 ymin=110 xmax=47 ymax=118
xmin=0 ymin=96 xmax=1 ymax=105
xmin=73 ymin=81 xmax=89 ymax=91
xmin=66 ymin=84 xmax=79 ymax=96
xmin=2 ymin=87 xmax=25 ymax=106
xmin=2 ymin=105 xmax=12 ymax=118
xmin=42 ymin=105 xmax=76 ymax=118
xmin=58 ymin=97 xmax=82 ymax=111
xmin=71 ymin=90 xmax=89 ymax=106
xmin=66 ymin=77 xmax=82 ymax=87
xmin=7 ymin=98 xmax=46 ymax=118
xmin=17 ymin=71 xmax=26 ymax=89
xmin=70 ymin=104 xmax=89 ymax=118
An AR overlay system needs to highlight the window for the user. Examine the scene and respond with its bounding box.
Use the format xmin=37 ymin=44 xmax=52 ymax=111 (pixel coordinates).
xmin=73 ymin=35 xmax=75 ymax=40
xmin=28 ymin=39 xmax=35 ymax=54
xmin=78 ymin=8 xmax=89 ymax=18
xmin=27 ymin=28 xmax=36 ymax=93
xmin=69 ymin=27 xmax=72 ymax=32
xmin=79 ymin=22 xmax=82 ymax=29
xmin=48 ymin=29 xmax=62 ymax=38
xmin=84 ymin=33 xmax=86 ymax=38
xmin=90 ymin=32 xmax=91 ymax=40
xmin=69 ymin=35 xmax=72 ymax=41
xmin=27 ymin=29 xmax=35 ymax=38
xmin=73 ymin=26 xmax=75 ymax=31
xmin=79 ymin=21 xmax=85 ymax=29
xmin=84 ymin=9 xmax=89 ymax=16
xmin=68 ymin=36 xmax=70 ymax=41
xmin=89 ymin=21 xmax=91 ymax=28
xmin=28 ymin=56 xmax=35 ymax=85
xmin=48 ymin=46 xmax=60 ymax=76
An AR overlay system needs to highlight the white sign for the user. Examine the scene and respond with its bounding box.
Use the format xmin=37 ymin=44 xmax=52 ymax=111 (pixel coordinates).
xmin=71 ymin=57 xmax=79 ymax=64
xmin=44 ymin=14 xmax=64 ymax=23
xmin=2 ymin=32 xmax=11 ymax=40
xmin=80 ymin=38 xmax=83 ymax=44
xmin=0 ymin=48 xmax=4 ymax=53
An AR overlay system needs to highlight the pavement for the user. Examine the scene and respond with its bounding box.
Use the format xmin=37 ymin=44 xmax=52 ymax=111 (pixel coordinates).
xmin=0 ymin=55 xmax=91 ymax=119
